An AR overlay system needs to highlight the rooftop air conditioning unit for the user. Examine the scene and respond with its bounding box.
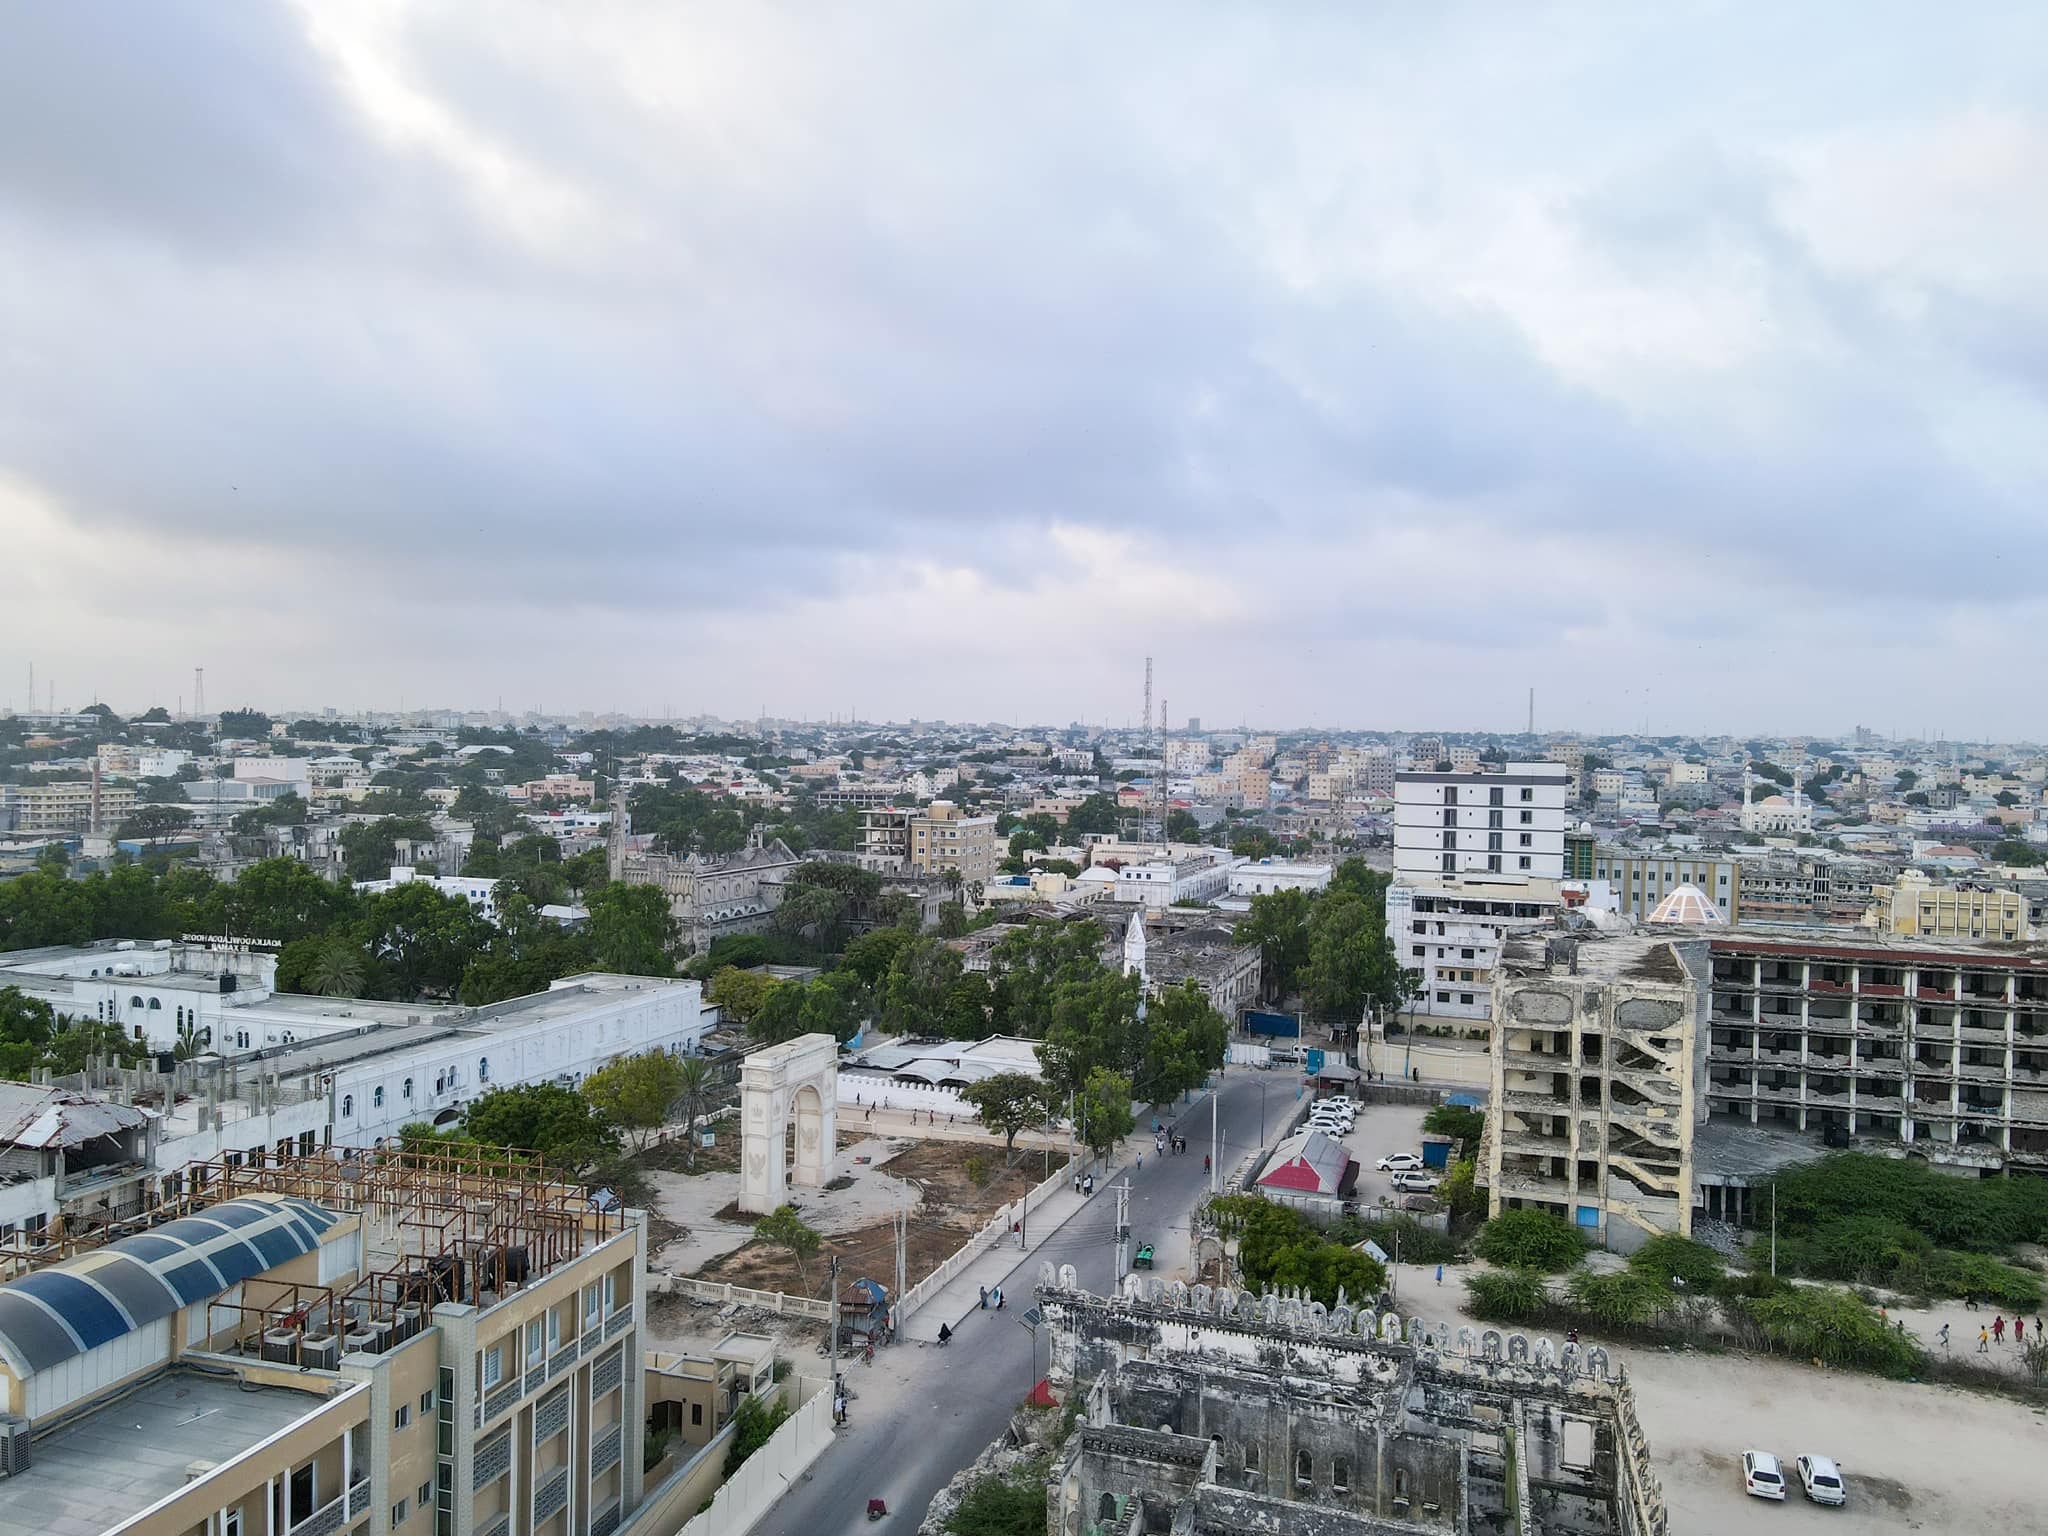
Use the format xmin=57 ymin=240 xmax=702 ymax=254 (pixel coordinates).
xmin=184 ymin=1459 xmax=219 ymax=1483
xmin=342 ymin=1329 xmax=379 ymax=1356
xmin=261 ymin=1331 xmax=300 ymax=1365
xmin=300 ymin=1334 xmax=340 ymax=1370
xmin=394 ymin=1305 xmax=424 ymax=1342
xmin=0 ymin=1415 xmax=30 ymax=1478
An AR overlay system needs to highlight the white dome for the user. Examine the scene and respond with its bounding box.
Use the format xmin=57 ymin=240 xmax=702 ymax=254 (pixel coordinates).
xmin=1646 ymin=884 xmax=1725 ymax=925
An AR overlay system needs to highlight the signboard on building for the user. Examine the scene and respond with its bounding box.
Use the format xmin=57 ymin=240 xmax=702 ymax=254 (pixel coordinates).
xmin=180 ymin=933 xmax=283 ymax=953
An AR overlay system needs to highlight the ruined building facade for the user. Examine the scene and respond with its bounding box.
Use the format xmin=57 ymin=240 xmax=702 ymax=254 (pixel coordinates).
xmin=1036 ymin=1266 xmax=1665 ymax=1536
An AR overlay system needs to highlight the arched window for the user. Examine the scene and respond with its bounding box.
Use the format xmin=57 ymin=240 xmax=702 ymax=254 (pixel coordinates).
xmin=174 ymin=1006 xmax=184 ymax=1027
xmin=131 ymin=996 xmax=145 ymax=1011
xmin=1097 ymin=1495 xmax=1116 ymax=1524
xmin=1394 ymin=1469 xmax=1409 ymax=1502
xmin=148 ymin=997 xmax=162 ymax=1010
xmin=1244 ymin=1444 xmax=1258 ymax=1474
xmin=373 ymin=1087 xmax=385 ymax=1108
xmin=1333 ymin=1457 xmax=1350 ymax=1493
xmin=1295 ymin=1450 xmax=1311 ymax=1489
xmin=478 ymin=1057 xmax=490 ymax=1082
xmin=341 ymin=1094 xmax=353 ymax=1118
xmin=402 ymin=1077 xmax=413 ymax=1100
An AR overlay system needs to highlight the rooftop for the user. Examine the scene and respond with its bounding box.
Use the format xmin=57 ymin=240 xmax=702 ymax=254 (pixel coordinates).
xmin=0 ymin=1368 xmax=342 ymax=1536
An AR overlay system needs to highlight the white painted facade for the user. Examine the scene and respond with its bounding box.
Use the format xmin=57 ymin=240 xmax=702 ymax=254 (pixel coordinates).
xmin=1113 ymin=852 xmax=1242 ymax=910
xmin=1226 ymin=859 xmax=1333 ymax=899
xmin=1394 ymin=764 xmax=1568 ymax=882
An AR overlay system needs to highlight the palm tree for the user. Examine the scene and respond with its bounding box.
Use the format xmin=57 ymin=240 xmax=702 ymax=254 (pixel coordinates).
xmin=672 ymin=1056 xmax=711 ymax=1164
xmin=173 ymin=1019 xmax=211 ymax=1061
xmin=308 ymin=939 xmax=367 ymax=998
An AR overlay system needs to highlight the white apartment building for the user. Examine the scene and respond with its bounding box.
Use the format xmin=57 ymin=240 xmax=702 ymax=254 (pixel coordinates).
xmin=1391 ymin=765 xmax=1569 ymax=1021
xmin=1114 ymin=850 xmax=1242 ymax=910
xmin=355 ymin=864 xmax=504 ymax=922
xmin=1226 ymin=859 xmax=1334 ymax=899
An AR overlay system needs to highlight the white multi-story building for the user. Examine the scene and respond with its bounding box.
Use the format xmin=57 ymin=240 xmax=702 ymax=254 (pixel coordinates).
xmin=1226 ymin=859 xmax=1334 ymax=899
xmin=1391 ymin=764 xmax=1570 ymax=1020
xmin=1114 ymin=850 xmax=1242 ymax=910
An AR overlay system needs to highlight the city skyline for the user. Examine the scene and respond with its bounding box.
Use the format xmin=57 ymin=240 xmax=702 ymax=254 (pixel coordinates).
xmin=4 ymin=5 xmax=2046 ymax=732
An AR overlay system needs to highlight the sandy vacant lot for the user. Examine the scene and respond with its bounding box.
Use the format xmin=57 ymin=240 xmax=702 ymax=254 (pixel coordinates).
xmin=1386 ymin=1261 xmax=2048 ymax=1533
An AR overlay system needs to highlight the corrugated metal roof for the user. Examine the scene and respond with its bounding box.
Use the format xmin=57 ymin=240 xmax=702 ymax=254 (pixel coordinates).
xmin=0 ymin=1083 xmax=149 ymax=1150
xmin=0 ymin=1194 xmax=342 ymax=1380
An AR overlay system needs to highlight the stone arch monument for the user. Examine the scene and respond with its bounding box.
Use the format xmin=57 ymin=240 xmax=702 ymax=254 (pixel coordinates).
xmin=738 ymin=1032 xmax=839 ymax=1214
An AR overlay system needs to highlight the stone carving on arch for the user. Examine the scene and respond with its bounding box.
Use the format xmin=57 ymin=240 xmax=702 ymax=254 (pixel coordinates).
xmin=1169 ymin=1280 xmax=1190 ymax=1309
xmin=1330 ymin=1305 xmax=1354 ymax=1336
xmin=1356 ymin=1309 xmax=1378 ymax=1339
xmin=1481 ymin=1329 xmax=1504 ymax=1360
xmin=1583 ymin=1346 xmax=1611 ymax=1379
xmin=1379 ymin=1313 xmax=1404 ymax=1342
xmin=1191 ymin=1284 xmax=1214 ymax=1315
xmin=1216 ymin=1290 xmax=1239 ymax=1320
xmin=1120 ymin=1272 xmax=1146 ymax=1302
xmin=1457 ymin=1326 xmax=1477 ymax=1356
xmin=737 ymin=1033 xmax=838 ymax=1214
xmin=1560 ymin=1341 xmax=1580 ymax=1375
xmin=1534 ymin=1337 xmax=1557 ymax=1368
xmin=1404 ymin=1317 xmax=1429 ymax=1346
xmin=1305 ymin=1301 xmax=1328 ymax=1332
xmin=1059 ymin=1264 xmax=1080 ymax=1291
xmin=1506 ymin=1333 xmax=1531 ymax=1364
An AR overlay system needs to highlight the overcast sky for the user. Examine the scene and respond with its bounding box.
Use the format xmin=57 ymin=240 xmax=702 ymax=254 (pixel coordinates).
xmin=3 ymin=3 xmax=2044 ymax=738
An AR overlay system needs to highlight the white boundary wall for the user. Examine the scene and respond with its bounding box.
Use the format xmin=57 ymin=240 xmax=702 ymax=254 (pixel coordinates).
xmin=675 ymin=1375 xmax=836 ymax=1536
xmin=897 ymin=1156 xmax=1076 ymax=1321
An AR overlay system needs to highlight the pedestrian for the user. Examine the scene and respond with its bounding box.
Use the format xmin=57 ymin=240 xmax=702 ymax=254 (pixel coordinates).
xmin=1978 ymin=1326 xmax=1990 ymax=1353
xmin=1938 ymin=1323 xmax=1950 ymax=1351
xmin=1993 ymin=1315 xmax=2005 ymax=1343
xmin=1137 ymin=1152 xmax=1143 ymax=1171
xmin=979 ymin=1286 xmax=988 ymax=1310
xmin=2016 ymin=1316 xmax=2026 ymax=1344
xmin=2036 ymin=1315 xmax=2043 ymax=1339
xmin=1435 ymin=1263 xmax=1443 ymax=1287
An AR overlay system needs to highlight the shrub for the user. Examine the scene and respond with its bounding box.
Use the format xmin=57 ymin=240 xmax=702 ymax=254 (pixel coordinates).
xmin=1423 ymin=1104 xmax=1485 ymax=1146
xmin=1566 ymin=1268 xmax=1670 ymax=1329
xmin=1475 ymin=1210 xmax=1586 ymax=1272
xmin=946 ymin=1460 xmax=1053 ymax=1536
xmin=1628 ymin=1235 xmax=1725 ymax=1291
xmin=1346 ymin=1215 xmax=1459 ymax=1268
xmin=1920 ymin=1249 xmax=2044 ymax=1311
xmin=1465 ymin=1267 xmax=1548 ymax=1324
xmin=723 ymin=1392 xmax=793 ymax=1475
xmin=1437 ymin=1158 xmax=1485 ymax=1221
xmin=964 ymin=1153 xmax=990 ymax=1187
xmin=1738 ymin=1285 xmax=1923 ymax=1379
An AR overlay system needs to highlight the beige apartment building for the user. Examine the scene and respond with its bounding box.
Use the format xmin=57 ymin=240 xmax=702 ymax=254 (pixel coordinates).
xmin=907 ymin=800 xmax=996 ymax=886
xmin=1868 ymin=873 xmax=2031 ymax=942
xmin=0 ymin=779 xmax=140 ymax=833
xmin=0 ymin=1147 xmax=647 ymax=1536
xmin=1591 ymin=846 xmax=1742 ymax=923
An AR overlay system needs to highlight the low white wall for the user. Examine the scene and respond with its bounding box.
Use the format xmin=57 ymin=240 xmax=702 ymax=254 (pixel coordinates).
xmin=648 ymin=1275 xmax=833 ymax=1320
xmin=838 ymin=1071 xmax=971 ymax=1117
xmin=674 ymin=1375 xmax=836 ymax=1536
xmin=897 ymin=1156 xmax=1077 ymax=1321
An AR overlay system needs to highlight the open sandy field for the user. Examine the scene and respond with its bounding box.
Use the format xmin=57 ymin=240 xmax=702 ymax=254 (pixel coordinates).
xmin=1388 ymin=1259 xmax=2048 ymax=1533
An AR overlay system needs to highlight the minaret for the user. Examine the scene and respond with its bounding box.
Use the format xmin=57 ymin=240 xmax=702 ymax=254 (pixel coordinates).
xmin=1122 ymin=910 xmax=1147 ymax=981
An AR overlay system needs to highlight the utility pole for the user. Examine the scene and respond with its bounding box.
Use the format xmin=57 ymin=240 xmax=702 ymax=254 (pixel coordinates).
xmin=1770 ymin=1185 xmax=1777 ymax=1278
xmin=828 ymin=1254 xmax=841 ymax=1389
xmin=1113 ymin=1182 xmax=1130 ymax=1279
xmin=1210 ymin=1088 xmax=1219 ymax=1195
xmin=894 ymin=1200 xmax=907 ymax=1336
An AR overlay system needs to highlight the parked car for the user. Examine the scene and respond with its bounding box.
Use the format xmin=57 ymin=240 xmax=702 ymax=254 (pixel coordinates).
xmin=1390 ymin=1170 xmax=1440 ymax=1193
xmin=1310 ymin=1106 xmax=1354 ymax=1123
xmin=1796 ymin=1455 xmax=1846 ymax=1507
xmin=1377 ymin=1152 xmax=1423 ymax=1171
xmin=1742 ymin=1451 xmax=1787 ymax=1502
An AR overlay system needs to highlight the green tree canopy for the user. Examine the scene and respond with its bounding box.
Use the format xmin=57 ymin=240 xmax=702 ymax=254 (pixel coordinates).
xmin=1072 ymin=1067 xmax=1135 ymax=1166
xmin=460 ymin=1083 xmax=620 ymax=1178
xmin=582 ymin=1050 xmax=687 ymax=1150
xmin=584 ymin=882 xmax=677 ymax=975
xmin=959 ymin=1071 xmax=1048 ymax=1153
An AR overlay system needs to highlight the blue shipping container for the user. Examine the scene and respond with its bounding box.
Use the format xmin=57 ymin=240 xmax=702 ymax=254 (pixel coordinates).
xmin=1244 ymin=1010 xmax=1300 ymax=1038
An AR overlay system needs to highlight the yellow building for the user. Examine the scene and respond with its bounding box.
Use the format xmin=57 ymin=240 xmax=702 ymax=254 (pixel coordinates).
xmin=906 ymin=801 xmax=996 ymax=886
xmin=0 ymin=1148 xmax=647 ymax=1536
xmin=0 ymin=779 xmax=141 ymax=833
xmin=1868 ymin=874 xmax=2031 ymax=943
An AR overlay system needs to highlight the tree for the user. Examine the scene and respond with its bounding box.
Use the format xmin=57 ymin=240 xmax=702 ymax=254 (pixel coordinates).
xmin=840 ymin=926 xmax=915 ymax=994
xmin=1894 ymin=770 xmax=1918 ymax=790
xmin=139 ymin=775 xmax=194 ymax=804
xmin=881 ymin=937 xmax=965 ymax=1036
xmin=1464 ymin=1267 xmax=1547 ymax=1323
xmin=753 ymin=974 xmax=865 ymax=1046
xmin=584 ymin=882 xmax=678 ymax=975
xmin=460 ymin=1084 xmax=620 ymax=1178
xmin=945 ymin=1468 xmax=1047 ymax=1536
xmin=174 ymin=1017 xmax=213 ymax=1061
xmin=228 ymin=857 xmax=358 ymax=942
xmin=583 ymin=1050 xmax=688 ymax=1150
xmin=1038 ymin=969 xmax=1144 ymax=1099
xmin=672 ymin=1056 xmax=712 ymax=1159
xmin=359 ymin=882 xmax=493 ymax=998
xmin=1301 ymin=891 xmax=1404 ymax=1024
xmin=1422 ymin=1103 xmax=1485 ymax=1147
xmin=722 ymin=1392 xmax=793 ymax=1477
xmin=232 ymin=793 xmax=310 ymax=834
xmin=1626 ymin=1234 xmax=1725 ymax=1291
xmin=340 ymin=816 xmax=435 ymax=881
xmin=1164 ymin=808 xmax=1199 ymax=843
xmin=115 ymin=804 xmax=193 ymax=847
xmin=987 ymin=918 xmax=1107 ymax=1037
xmin=1236 ymin=887 xmax=1312 ymax=1002
xmin=1072 ymin=1067 xmax=1135 ymax=1167
xmin=754 ymin=1204 xmax=822 ymax=1292
xmin=216 ymin=708 xmax=273 ymax=738
xmin=1063 ymin=795 xmax=1120 ymax=837
xmin=960 ymin=1072 xmax=1048 ymax=1153
xmin=773 ymin=881 xmax=850 ymax=947
xmin=1136 ymin=981 xmax=1228 ymax=1105
xmin=709 ymin=966 xmax=780 ymax=1027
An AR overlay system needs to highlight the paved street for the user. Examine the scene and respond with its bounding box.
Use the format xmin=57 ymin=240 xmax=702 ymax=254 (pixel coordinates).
xmin=754 ymin=1067 xmax=1297 ymax=1536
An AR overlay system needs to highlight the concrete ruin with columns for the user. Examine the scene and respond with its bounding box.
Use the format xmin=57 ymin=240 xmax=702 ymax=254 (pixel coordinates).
xmin=1036 ymin=1264 xmax=1666 ymax=1536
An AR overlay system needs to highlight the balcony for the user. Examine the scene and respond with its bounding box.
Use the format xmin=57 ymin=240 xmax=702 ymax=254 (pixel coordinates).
xmin=605 ymin=1302 xmax=634 ymax=1339
xmin=593 ymin=1419 xmax=624 ymax=1472
xmin=533 ymin=1466 xmax=570 ymax=1525
xmin=549 ymin=1338 xmax=581 ymax=1380
xmin=288 ymin=1494 xmax=347 ymax=1536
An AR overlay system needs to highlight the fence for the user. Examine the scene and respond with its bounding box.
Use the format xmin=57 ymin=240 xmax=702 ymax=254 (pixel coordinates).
xmin=897 ymin=1155 xmax=1079 ymax=1322
xmin=648 ymin=1275 xmax=834 ymax=1320
xmin=626 ymin=1374 xmax=835 ymax=1536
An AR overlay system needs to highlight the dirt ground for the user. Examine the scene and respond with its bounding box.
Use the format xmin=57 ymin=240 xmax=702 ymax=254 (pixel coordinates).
xmin=680 ymin=1139 xmax=1050 ymax=1301
xmin=1387 ymin=1259 xmax=2048 ymax=1533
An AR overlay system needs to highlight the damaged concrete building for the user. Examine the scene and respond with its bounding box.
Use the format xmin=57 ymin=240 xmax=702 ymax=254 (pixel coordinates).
xmin=1035 ymin=1265 xmax=1666 ymax=1536
xmin=1484 ymin=932 xmax=1711 ymax=1252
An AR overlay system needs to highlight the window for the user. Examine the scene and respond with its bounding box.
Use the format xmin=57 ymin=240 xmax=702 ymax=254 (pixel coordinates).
xmin=1519 ymin=788 xmax=1533 ymax=801
xmin=692 ymin=1402 xmax=703 ymax=1426
xmin=394 ymin=1404 xmax=411 ymax=1430
xmin=130 ymin=995 xmax=145 ymax=1011
xmin=342 ymin=1094 xmax=353 ymax=1118
xmin=1520 ymin=810 xmax=1532 ymax=824
xmin=1460 ymin=993 xmax=1474 ymax=1006
xmin=224 ymin=1512 xmax=243 ymax=1536
xmin=1461 ymin=948 xmax=1475 ymax=960
xmin=1395 ymin=1469 xmax=1410 ymax=1502
xmin=1244 ymin=1444 xmax=1258 ymax=1474
xmin=481 ymin=1343 xmax=504 ymax=1389
xmin=1411 ymin=945 xmax=1424 ymax=958
xmin=584 ymin=1280 xmax=603 ymax=1329
xmin=526 ymin=1317 xmax=546 ymax=1367
xmin=1519 ymin=856 xmax=1532 ymax=870
xmin=604 ymin=1270 xmax=618 ymax=1314
xmin=391 ymin=1500 xmax=408 ymax=1526
xmin=418 ymin=1482 xmax=432 ymax=1510
xmin=478 ymin=1057 xmax=490 ymax=1082
xmin=403 ymin=1077 xmax=414 ymax=1100
xmin=547 ymin=1306 xmax=562 ymax=1353
xmin=1441 ymin=853 xmax=1454 ymax=873
xmin=148 ymin=997 xmax=161 ymax=1010
xmin=1519 ymin=833 xmax=1532 ymax=847
xmin=373 ymin=1087 xmax=384 ymax=1108
xmin=1487 ymin=855 xmax=1501 ymax=872
xmin=1333 ymin=1456 xmax=1351 ymax=1493
xmin=1296 ymin=1450 xmax=1312 ymax=1488
xmin=420 ymin=1388 xmax=434 ymax=1414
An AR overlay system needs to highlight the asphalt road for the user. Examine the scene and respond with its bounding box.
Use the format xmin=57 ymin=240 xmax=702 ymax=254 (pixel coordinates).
xmin=754 ymin=1067 xmax=1302 ymax=1536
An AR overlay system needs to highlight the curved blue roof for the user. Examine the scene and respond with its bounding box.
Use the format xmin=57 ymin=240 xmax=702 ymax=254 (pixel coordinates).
xmin=0 ymin=1194 xmax=342 ymax=1378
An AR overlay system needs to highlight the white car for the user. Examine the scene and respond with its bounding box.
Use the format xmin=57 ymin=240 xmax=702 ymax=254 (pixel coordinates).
xmin=1796 ymin=1455 xmax=1846 ymax=1507
xmin=1377 ymin=1152 xmax=1424 ymax=1172
xmin=1742 ymin=1450 xmax=1787 ymax=1502
xmin=1389 ymin=1170 xmax=1440 ymax=1193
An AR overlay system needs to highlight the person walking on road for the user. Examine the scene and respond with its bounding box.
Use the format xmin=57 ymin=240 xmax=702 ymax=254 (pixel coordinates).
xmin=1435 ymin=1264 xmax=1444 ymax=1287
xmin=1938 ymin=1323 xmax=1950 ymax=1351
xmin=1993 ymin=1315 xmax=2006 ymax=1344
xmin=2016 ymin=1316 xmax=2026 ymax=1344
xmin=978 ymin=1286 xmax=988 ymax=1310
xmin=1978 ymin=1326 xmax=1990 ymax=1353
